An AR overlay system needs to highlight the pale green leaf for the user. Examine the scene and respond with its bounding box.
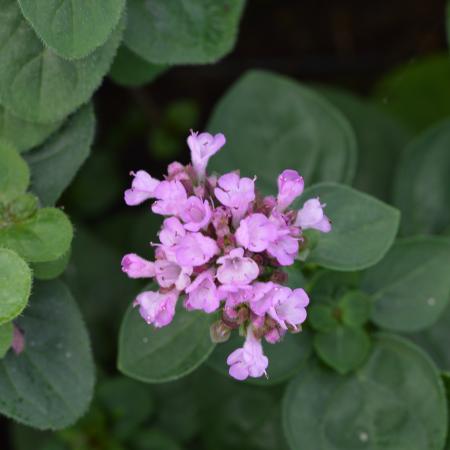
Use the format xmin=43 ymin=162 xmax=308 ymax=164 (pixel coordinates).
xmin=18 ymin=0 xmax=125 ymax=59
xmin=0 ymin=248 xmax=31 ymax=325
xmin=125 ymin=0 xmax=246 ymax=64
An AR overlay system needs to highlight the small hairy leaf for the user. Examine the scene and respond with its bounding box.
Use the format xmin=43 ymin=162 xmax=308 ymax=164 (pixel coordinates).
xmin=0 ymin=208 xmax=73 ymax=263
xmin=0 ymin=141 xmax=29 ymax=203
xmin=125 ymin=0 xmax=246 ymax=64
xmin=0 ymin=105 xmax=62 ymax=153
xmin=18 ymin=0 xmax=125 ymax=59
xmin=0 ymin=0 xmax=123 ymax=123
xmin=0 ymin=248 xmax=31 ymax=325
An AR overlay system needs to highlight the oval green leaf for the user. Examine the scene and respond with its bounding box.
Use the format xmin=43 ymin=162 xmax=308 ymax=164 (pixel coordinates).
xmin=362 ymin=237 xmax=450 ymax=332
xmin=208 ymin=71 xmax=357 ymax=194
xmin=393 ymin=119 xmax=450 ymax=236
xmin=18 ymin=0 xmax=125 ymax=60
xmin=0 ymin=248 xmax=31 ymax=325
xmin=0 ymin=280 xmax=95 ymax=429
xmin=0 ymin=0 xmax=123 ymax=123
xmin=0 ymin=207 xmax=73 ymax=263
xmin=302 ymin=183 xmax=400 ymax=271
xmin=125 ymin=0 xmax=246 ymax=65
xmin=283 ymin=334 xmax=447 ymax=450
xmin=0 ymin=105 xmax=62 ymax=153
xmin=208 ymin=330 xmax=312 ymax=386
xmin=0 ymin=141 xmax=29 ymax=203
xmin=24 ymin=104 xmax=95 ymax=206
xmin=32 ymin=249 xmax=71 ymax=280
xmin=118 ymin=303 xmax=215 ymax=383
xmin=319 ymin=86 xmax=411 ymax=201
xmin=314 ymin=326 xmax=371 ymax=375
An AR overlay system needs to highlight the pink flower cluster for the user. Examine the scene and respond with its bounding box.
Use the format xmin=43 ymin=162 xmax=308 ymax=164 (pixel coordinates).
xmin=121 ymin=131 xmax=331 ymax=381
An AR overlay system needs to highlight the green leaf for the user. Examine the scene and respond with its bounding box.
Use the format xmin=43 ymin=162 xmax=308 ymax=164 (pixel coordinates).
xmin=208 ymin=330 xmax=313 ymax=386
xmin=0 ymin=248 xmax=31 ymax=325
xmin=362 ymin=237 xmax=450 ymax=332
xmin=314 ymin=326 xmax=371 ymax=374
xmin=393 ymin=119 xmax=450 ymax=236
xmin=0 ymin=0 xmax=123 ymax=123
xmin=318 ymin=86 xmax=411 ymax=200
xmin=109 ymin=46 xmax=168 ymax=87
xmin=24 ymin=104 xmax=95 ymax=206
xmin=125 ymin=0 xmax=246 ymax=64
xmin=0 ymin=322 xmax=13 ymax=358
xmin=339 ymin=291 xmax=372 ymax=327
xmin=0 ymin=280 xmax=95 ymax=429
xmin=0 ymin=207 xmax=73 ymax=263
xmin=0 ymin=105 xmax=62 ymax=153
xmin=410 ymin=302 xmax=450 ymax=372
xmin=118 ymin=303 xmax=215 ymax=383
xmin=373 ymin=54 xmax=450 ymax=132
xmin=208 ymin=71 xmax=357 ymax=194
xmin=17 ymin=0 xmax=125 ymax=59
xmin=32 ymin=249 xmax=71 ymax=280
xmin=0 ymin=141 xmax=29 ymax=203
xmin=308 ymin=305 xmax=338 ymax=332
xmin=283 ymin=334 xmax=447 ymax=450
xmin=302 ymin=183 xmax=400 ymax=271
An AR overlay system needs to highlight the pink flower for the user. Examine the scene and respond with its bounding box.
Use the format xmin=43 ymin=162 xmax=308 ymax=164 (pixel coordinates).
xmin=295 ymin=198 xmax=331 ymax=233
xmin=179 ymin=196 xmax=212 ymax=232
xmin=216 ymin=248 xmax=259 ymax=286
xmin=227 ymin=329 xmax=268 ymax=380
xmin=175 ymin=232 xmax=219 ymax=267
xmin=187 ymin=130 xmax=226 ymax=179
xmin=264 ymin=327 xmax=285 ymax=344
xmin=218 ymin=284 xmax=253 ymax=317
xmin=269 ymin=287 xmax=309 ymax=330
xmin=235 ymin=213 xmax=278 ymax=252
xmin=277 ymin=169 xmax=304 ymax=211
xmin=185 ymin=269 xmax=220 ymax=313
xmin=167 ymin=162 xmax=190 ymax=181
xmin=121 ymin=253 xmax=155 ymax=279
xmin=214 ymin=172 xmax=255 ymax=226
xmin=124 ymin=170 xmax=160 ymax=206
xmin=159 ymin=217 xmax=186 ymax=247
xmin=249 ymin=282 xmax=277 ymax=316
xmin=155 ymin=259 xmax=192 ymax=290
xmin=152 ymin=180 xmax=188 ymax=216
xmin=266 ymin=213 xmax=299 ymax=266
xmin=211 ymin=206 xmax=231 ymax=238
xmin=134 ymin=290 xmax=178 ymax=328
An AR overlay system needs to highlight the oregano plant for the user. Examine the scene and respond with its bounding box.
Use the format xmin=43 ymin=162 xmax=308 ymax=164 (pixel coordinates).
xmin=1 ymin=1 xmax=450 ymax=450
